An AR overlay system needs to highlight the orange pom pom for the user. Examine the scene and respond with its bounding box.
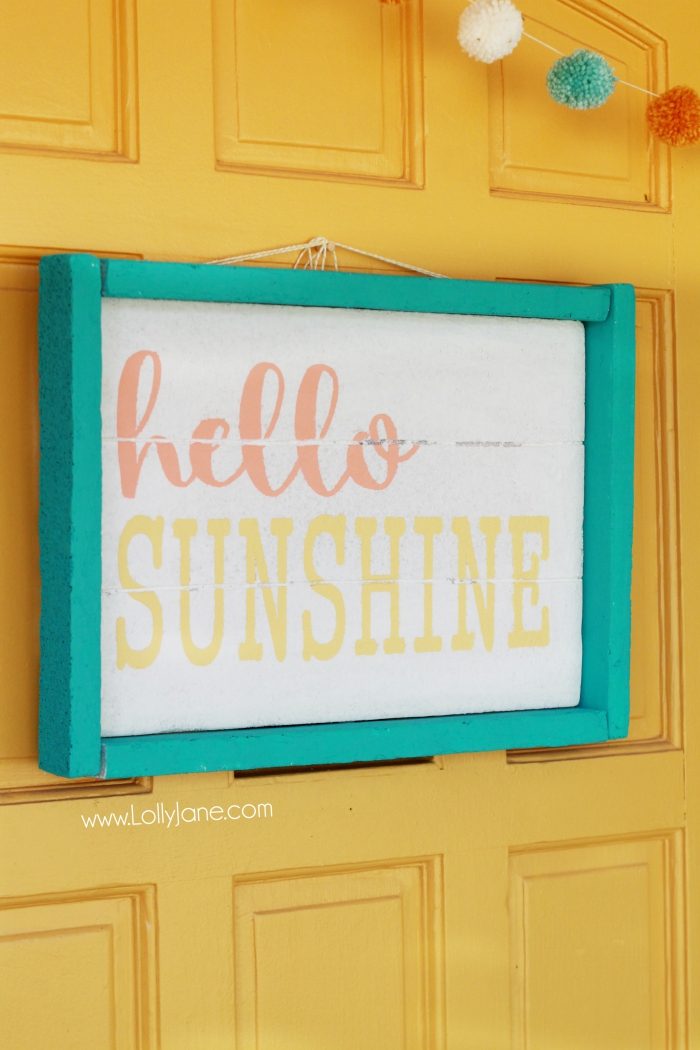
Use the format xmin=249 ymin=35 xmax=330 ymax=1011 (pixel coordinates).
xmin=647 ymin=85 xmax=700 ymax=146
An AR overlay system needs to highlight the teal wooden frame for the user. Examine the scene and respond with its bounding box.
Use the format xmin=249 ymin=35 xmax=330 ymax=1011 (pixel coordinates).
xmin=37 ymin=254 xmax=635 ymax=779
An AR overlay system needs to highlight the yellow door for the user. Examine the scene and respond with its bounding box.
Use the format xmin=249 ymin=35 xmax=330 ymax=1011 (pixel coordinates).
xmin=0 ymin=1 xmax=696 ymax=1047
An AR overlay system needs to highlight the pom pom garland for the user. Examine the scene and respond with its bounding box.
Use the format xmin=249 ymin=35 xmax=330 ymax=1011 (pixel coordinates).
xmin=457 ymin=0 xmax=523 ymax=64
xmin=457 ymin=2 xmax=700 ymax=147
xmin=647 ymin=86 xmax=700 ymax=147
xmin=546 ymin=49 xmax=617 ymax=110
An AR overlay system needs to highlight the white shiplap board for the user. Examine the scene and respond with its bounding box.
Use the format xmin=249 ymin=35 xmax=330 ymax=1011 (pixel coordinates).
xmin=100 ymin=299 xmax=585 ymax=736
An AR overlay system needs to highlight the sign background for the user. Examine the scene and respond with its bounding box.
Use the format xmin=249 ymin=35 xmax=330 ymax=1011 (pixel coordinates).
xmin=101 ymin=299 xmax=585 ymax=736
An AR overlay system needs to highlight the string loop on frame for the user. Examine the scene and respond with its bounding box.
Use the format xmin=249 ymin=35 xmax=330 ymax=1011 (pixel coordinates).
xmin=208 ymin=236 xmax=448 ymax=279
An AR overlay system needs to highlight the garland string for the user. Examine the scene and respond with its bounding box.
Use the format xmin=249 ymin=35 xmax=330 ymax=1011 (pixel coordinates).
xmin=523 ymin=31 xmax=659 ymax=97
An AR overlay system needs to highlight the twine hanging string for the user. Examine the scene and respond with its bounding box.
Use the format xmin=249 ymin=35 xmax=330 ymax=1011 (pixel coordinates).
xmin=522 ymin=31 xmax=659 ymax=98
xmin=209 ymin=236 xmax=448 ymax=279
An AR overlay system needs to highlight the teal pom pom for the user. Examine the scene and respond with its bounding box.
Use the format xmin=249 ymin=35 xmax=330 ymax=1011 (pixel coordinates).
xmin=546 ymin=49 xmax=616 ymax=110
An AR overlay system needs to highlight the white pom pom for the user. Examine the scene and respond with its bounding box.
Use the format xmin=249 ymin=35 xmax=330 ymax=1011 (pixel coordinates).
xmin=457 ymin=0 xmax=523 ymax=64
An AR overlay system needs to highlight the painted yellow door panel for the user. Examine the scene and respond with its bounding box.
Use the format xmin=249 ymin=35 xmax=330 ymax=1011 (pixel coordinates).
xmin=0 ymin=1 xmax=697 ymax=1048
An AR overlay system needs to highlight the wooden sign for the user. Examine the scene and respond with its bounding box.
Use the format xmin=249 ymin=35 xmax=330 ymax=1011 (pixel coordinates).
xmin=38 ymin=256 xmax=635 ymax=778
